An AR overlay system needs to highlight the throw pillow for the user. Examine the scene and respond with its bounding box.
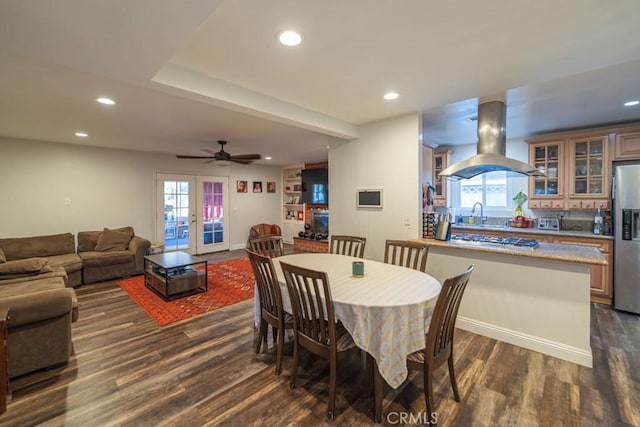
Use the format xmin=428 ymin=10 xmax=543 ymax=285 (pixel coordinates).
xmin=0 ymin=247 xmax=5 ymax=263
xmin=0 ymin=257 xmax=50 ymax=276
xmin=95 ymin=228 xmax=133 ymax=252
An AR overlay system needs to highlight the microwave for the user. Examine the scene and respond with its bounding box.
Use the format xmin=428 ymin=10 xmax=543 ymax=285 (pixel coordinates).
xmin=356 ymin=189 xmax=383 ymax=209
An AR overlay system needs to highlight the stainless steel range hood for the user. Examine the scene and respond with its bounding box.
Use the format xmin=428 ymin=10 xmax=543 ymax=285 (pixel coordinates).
xmin=438 ymin=99 xmax=544 ymax=179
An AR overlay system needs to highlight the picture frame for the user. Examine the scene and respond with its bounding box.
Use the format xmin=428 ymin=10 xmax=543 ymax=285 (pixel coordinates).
xmin=267 ymin=181 xmax=276 ymax=193
xmin=237 ymin=180 xmax=248 ymax=193
xmin=297 ymin=211 xmax=304 ymax=221
xmin=253 ymin=181 xmax=263 ymax=193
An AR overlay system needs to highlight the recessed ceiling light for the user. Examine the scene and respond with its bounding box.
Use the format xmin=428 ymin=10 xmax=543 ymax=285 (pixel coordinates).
xmin=96 ymin=97 xmax=116 ymax=105
xmin=383 ymin=92 xmax=399 ymax=100
xmin=265 ymin=156 xmax=272 ymax=160
xmin=278 ymin=30 xmax=302 ymax=46
xmin=75 ymin=132 xmax=88 ymax=137
xmin=624 ymin=100 xmax=639 ymax=107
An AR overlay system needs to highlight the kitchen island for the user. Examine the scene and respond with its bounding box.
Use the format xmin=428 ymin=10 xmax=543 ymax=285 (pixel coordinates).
xmin=417 ymin=237 xmax=606 ymax=367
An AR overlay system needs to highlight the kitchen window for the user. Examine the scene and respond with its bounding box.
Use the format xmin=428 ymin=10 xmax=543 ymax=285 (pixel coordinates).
xmin=447 ymin=171 xmax=529 ymax=217
xmin=459 ymin=171 xmax=507 ymax=208
xmin=451 ymin=171 xmax=520 ymax=215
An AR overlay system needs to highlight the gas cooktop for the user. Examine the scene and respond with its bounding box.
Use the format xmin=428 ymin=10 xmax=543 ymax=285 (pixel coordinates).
xmin=451 ymin=234 xmax=539 ymax=248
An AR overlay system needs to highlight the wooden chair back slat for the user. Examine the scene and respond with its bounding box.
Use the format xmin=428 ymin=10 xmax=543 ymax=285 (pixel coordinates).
xmin=384 ymin=240 xmax=430 ymax=272
xmin=329 ymin=235 xmax=366 ymax=258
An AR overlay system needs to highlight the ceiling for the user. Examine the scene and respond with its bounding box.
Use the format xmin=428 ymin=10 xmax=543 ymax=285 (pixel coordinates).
xmin=1 ymin=0 xmax=640 ymax=166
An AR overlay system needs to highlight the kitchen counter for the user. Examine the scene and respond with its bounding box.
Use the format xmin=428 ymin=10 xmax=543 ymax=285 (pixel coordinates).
xmin=417 ymin=238 xmax=607 ymax=265
xmin=451 ymin=224 xmax=614 ymax=240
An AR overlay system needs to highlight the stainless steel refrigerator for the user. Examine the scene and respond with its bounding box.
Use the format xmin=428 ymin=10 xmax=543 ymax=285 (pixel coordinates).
xmin=614 ymin=163 xmax=640 ymax=314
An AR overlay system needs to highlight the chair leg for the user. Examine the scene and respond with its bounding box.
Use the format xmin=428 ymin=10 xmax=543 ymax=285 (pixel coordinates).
xmin=424 ymin=369 xmax=436 ymax=426
xmin=328 ymin=354 xmax=337 ymax=420
xmin=290 ymin=339 xmax=299 ymax=389
xmin=275 ymin=326 xmax=285 ymax=376
xmin=255 ymin=320 xmax=267 ymax=354
xmin=272 ymin=324 xmax=278 ymax=346
xmin=448 ymin=354 xmax=460 ymax=402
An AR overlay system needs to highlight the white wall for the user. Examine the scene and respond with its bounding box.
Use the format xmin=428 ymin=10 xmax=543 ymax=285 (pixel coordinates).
xmin=0 ymin=137 xmax=281 ymax=249
xmin=329 ymin=113 xmax=422 ymax=261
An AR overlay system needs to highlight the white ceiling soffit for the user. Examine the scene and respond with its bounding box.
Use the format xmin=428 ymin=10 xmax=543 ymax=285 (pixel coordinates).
xmin=152 ymin=63 xmax=360 ymax=140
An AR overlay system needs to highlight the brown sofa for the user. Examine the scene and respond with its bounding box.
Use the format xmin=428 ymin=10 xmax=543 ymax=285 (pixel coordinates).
xmin=77 ymin=226 xmax=150 ymax=284
xmin=0 ymin=258 xmax=78 ymax=378
xmin=0 ymin=233 xmax=83 ymax=287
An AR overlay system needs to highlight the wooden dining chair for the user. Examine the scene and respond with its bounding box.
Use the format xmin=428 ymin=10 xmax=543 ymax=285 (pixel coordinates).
xmin=247 ymin=250 xmax=293 ymax=375
xmin=248 ymin=236 xmax=285 ymax=258
xmin=406 ymin=264 xmax=475 ymax=425
xmin=280 ymin=261 xmax=359 ymax=419
xmin=384 ymin=239 xmax=430 ymax=272
xmin=329 ymin=235 xmax=366 ymax=258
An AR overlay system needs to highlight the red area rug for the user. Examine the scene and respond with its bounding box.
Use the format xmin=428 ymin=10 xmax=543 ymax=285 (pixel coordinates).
xmin=117 ymin=258 xmax=254 ymax=326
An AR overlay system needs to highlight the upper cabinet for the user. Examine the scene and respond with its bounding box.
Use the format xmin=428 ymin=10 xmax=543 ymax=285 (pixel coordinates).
xmin=432 ymin=149 xmax=451 ymax=207
xmin=527 ymin=132 xmax=611 ymax=210
xmin=614 ymin=127 xmax=640 ymax=160
xmin=567 ymin=135 xmax=609 ymax=199
xmin=530 ymin=140 xmax=564 ymax=201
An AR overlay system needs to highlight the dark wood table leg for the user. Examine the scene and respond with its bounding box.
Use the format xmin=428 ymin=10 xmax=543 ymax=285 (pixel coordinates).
xmin=367 ymin=353 xmax=383 ymax=423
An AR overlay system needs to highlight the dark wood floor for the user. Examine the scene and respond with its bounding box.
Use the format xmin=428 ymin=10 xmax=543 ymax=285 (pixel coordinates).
xmin=1 ymin=248 xmax=639 ymax=426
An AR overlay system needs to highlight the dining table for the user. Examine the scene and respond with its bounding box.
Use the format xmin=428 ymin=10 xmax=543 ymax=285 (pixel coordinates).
xmin=259 ymin=252 xmax=441 ymax=420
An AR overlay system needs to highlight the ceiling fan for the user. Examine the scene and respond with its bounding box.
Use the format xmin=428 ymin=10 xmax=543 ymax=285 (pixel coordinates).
xmin=176 ymin=140 xmax=261 ymax=165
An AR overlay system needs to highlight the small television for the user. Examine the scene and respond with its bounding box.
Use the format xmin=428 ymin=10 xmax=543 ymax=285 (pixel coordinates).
xmin=301 ymin=168 xmax=328 ymax=204
xmin=356 ymin=189 xmax=383 ymax=209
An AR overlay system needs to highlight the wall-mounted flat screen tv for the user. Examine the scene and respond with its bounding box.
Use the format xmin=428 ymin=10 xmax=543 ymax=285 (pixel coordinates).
xmin=301 ymin=168 xmax=328 ymax=204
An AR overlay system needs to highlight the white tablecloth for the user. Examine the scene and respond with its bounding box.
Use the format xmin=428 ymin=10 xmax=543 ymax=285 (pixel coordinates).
xmin=267 ymin=253 xmax=441 ymax=389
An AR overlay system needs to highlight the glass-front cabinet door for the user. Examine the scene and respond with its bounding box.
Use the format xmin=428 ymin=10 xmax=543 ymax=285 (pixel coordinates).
xmin=530 ymin=140 xmax=564 ymax=198
xmin=432 ymin=149 xmax=451 ymax=207
xmin=568 ymin=135 xmax=609 ymax=199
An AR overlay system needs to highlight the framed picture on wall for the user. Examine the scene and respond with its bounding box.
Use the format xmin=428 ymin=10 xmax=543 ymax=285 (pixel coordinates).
xmin=267 ymin=181 xmax=276 ymax=193
xmin=237 ymin=180 xmax=248 ymax=193
xmin=253 ymin=181 xmax=262 ymax=193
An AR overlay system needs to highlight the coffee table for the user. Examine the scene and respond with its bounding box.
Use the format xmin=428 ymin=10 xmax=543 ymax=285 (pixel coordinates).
xmin=144 ymin=251 xmax=207 ymax=301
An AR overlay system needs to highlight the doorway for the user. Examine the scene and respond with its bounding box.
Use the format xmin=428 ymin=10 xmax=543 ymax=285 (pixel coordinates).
xmin=156 ymin=174 xmax=229 ymax=254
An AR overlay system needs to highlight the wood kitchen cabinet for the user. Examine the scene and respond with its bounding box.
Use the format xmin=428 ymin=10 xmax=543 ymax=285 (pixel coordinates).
xmin=614 ymin=127 xmax=640 ymax=160
xmin=552 ymin=236 xmax=613 ymax=305
xmin=527 ymin=132 xmax=611 ymax=210
xmin=432 ymin=149 xmax=451 ymax=207
xmin=528 ymin=139 xmax=564 ymax=203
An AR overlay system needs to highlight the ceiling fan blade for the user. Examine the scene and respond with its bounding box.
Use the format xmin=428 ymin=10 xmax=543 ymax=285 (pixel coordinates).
xmin=230 ymin=158 xmax=257 ymax=165
xmin=176 ymin=155 xmax=214 ymax=159
xmin=230 ymin=154 xmax=261 ymax=160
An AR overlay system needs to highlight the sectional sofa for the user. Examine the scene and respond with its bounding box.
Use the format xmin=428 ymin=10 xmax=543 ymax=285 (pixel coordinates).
xmin=0 ymin=227 xmax=150 ymax=377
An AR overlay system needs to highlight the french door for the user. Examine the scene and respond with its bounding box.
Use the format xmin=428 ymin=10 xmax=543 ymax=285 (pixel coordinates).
xmin=156 ymin=174 xmax=229 ymax=254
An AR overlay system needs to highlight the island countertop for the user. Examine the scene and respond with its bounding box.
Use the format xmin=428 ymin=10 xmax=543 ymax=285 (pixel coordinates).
xmin=451 ymin=224 xmax=614 ymax=240
xmin=415 ymin=238 xmax=607 ymax=265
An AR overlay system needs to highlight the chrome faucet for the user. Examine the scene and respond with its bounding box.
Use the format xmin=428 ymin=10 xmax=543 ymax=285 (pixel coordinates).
xmin=471 ymin=202 xmax=486 ymax=224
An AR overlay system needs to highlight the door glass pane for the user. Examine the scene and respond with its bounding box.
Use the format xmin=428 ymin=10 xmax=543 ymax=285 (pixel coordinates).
xmin=202 ymin=180 xmax=225 ymax=245
xmin=164 ymin=179 xmax=190 ymax=251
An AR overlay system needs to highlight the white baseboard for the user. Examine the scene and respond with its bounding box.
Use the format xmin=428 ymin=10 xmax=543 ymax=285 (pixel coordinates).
xmin=456 ymin=316 xmax=593 ymax=368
